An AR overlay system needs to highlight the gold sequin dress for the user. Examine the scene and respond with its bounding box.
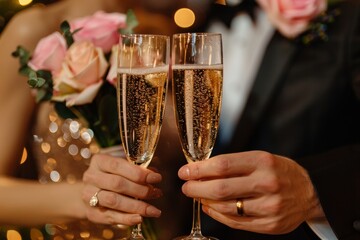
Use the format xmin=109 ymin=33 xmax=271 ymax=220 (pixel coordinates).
xmin=29 ymin=102 xmax=130 ymax=240
xmin=27 ymin=95 xmax=190 ymax=240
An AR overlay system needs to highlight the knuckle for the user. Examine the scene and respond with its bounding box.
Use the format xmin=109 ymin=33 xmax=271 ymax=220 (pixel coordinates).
xmin=90 ymin=154 xmax=106 ymax=169
xmin=213 ymin=156 xmax=230 ymax=175
xmin=110 ymin=177 xmax=126 ymax=192
xmin=82 ymin=170 xmax=93 ymax=183
xmin=102 ymin=192 xmax=119 ymax=208
xmin=263 ymin=175 xmax=281 ymax=193
xmin=190 ymin=164 xmax=200 ymax=178
xmin=258 ymin=151 xmax=277 ymax=169
xmin=218 ymin=202 xmax=232 ymax=214
xmin=212 ymin=180 xmax=230 ymax=199
xmin=90 ymin=154 xmax=101 ymax=165
xmin=134 ymin=171 xmax=147 ymax=183
xmin=108 ymin=158 xmax=121 ymax=172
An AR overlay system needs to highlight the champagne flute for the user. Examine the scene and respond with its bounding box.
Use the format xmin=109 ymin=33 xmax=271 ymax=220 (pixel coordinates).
xmin=117 ymin=34 xmax=170 ymax=240
xmin=172 ymin=33 xmax=223 ymax=240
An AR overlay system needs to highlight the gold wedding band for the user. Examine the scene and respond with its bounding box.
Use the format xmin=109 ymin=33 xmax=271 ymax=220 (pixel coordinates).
xmin=89 ymin=190 xmax=101 ymax=207
xmin=236 ymin=199 xmax=245 ymax=216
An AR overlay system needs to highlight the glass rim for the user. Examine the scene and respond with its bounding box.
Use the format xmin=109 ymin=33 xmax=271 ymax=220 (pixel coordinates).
xmin=120 ymin=33 xmax=170 ymax=40
xmin=172 ymin=32 xmax=222 ymax=38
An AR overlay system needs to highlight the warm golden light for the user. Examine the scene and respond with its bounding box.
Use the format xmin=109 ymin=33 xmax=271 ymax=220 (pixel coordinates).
xmin=20 ymin=148 xmax=28 ymax=164
xmin=215 ymin=0 xmax=226 ymax=5
xmin=174 ymin=8 xmax=195 ymax=28
xmin=6 ymin=230 xmax=22 ymax=240
xmin=18 ymin=0 xmax=33 ymax=6
xmin=30 ymin=228 xmax=44 ymax=240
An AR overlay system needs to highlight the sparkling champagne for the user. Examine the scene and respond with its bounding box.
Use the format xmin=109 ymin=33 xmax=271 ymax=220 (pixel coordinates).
xmin=172 ymin=64 xmax=223 ymax=163
xmin=117 ymin=66 xmax=168 ymax=167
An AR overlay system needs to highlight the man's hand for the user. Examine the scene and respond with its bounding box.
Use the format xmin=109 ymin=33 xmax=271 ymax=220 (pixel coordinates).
xmin=178 ymin=150 xmax=325 ymax=234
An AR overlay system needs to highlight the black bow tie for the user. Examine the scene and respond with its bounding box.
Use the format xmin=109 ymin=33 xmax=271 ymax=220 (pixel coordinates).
xmin=210 ymin=0 xmax=258 ymax=28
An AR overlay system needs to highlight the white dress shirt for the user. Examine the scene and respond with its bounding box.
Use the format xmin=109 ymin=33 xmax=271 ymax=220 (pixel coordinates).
xmin=207 ymin=8 xmax=338 ymax=240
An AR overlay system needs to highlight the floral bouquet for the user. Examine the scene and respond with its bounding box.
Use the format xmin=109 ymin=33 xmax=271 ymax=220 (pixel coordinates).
xmin=256 ymin=0 xmax=341 ymax=44
xmin=12 ymin=10 xmax=138 ymax=148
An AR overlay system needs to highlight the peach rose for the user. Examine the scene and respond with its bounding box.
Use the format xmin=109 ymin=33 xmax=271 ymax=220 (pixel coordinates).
xmin=28 ymin=32 xmax=67 ymax=74
xmin=257 ymin=0 xmax=327 ymax=38
xmin=70 ymin=11 xmax=126 ymax=53
xmin=52 ymin=41 xmax=108 ymax=106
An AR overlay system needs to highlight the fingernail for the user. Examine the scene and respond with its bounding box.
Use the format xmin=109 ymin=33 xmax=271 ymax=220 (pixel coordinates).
xmin=146 ymin=172 xmax=162 ymax=184
xmin=202 ymin=205 xmax=210 ymax=215
xmin=146 ymin=206 xmax=162 ymax=217
xmin=178 ymin=166 xmax=190 ymax=179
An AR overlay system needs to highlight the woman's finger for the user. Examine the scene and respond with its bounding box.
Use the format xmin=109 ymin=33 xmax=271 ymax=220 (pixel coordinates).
xmin=86 ymin=206 xmax=142 ymax=226
xmin=83 ymin=169 xmax=162 ymax=200
xmin=92 ymin=190 xmax=161 ymax=217
xmin=91 ymin=154 xmax=162 ymax=184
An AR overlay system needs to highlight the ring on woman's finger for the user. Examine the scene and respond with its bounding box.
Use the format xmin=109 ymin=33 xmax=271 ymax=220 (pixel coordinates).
xmin=236 ymin=199 xmax=245 ymax=216
xmin=89 ymin=190 xmax=102 ymax=207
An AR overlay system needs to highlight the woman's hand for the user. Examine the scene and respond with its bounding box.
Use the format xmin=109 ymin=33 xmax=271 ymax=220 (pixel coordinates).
xmin=178 ymin=151 xmax=325 ymax=234
xmin=82 ymin=152 xmax=162 ymax=226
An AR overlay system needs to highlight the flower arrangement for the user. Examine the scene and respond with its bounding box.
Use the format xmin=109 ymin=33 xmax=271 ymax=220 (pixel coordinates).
xmin=256 ymin=0 xmax=342 ymax=44
xmin=12 ymin=10 xmax=138 ymax=148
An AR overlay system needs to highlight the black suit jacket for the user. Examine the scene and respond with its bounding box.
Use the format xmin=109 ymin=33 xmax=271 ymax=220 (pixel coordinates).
xmin=199 ymin=1 xmax=360 ymax=239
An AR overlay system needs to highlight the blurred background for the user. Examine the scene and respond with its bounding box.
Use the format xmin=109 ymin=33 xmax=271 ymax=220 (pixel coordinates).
xmin=0 ymin=0 xmax=56 ymax=33
xmin=0 ymin=0 xmax=215 ymax=240
xmin=0 ymin=0 xmax=215 ymax=34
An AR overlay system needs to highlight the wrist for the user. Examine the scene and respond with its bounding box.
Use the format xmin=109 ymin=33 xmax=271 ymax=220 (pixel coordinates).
xmin=303 ymin=169 xmax=325 ymax=220
xmin=59 ymin=182 xmax=87 ymax=220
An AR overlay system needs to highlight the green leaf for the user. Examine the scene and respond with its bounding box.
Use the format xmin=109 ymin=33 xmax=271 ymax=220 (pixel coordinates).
xmin=120 ymin=9 xmax=139 ymax=34
xmin=54 ymin=102 xmax=78 ymax=119
xmin=61 ymin=20 xmax=74 ymax=47
xmin=37 ymin=69 xmax=52 ymax=80
xmin=26 ymin=71 xmax=47 ymax=88
xmin=12 ymin=46 xmax=31 ymax=63
xmin=27 ymin=78 xmax=38 ymax=88
xmin=60 ymin=20 xmax=71 ymax=34
xmin=35 ymin=89 xmax=47 ymax=103
xmin=35 ymin=77 xmax=46 ymax=87
xmin=12 ymin=46 xmax=31 ymax=73
xmin=19 ymin=65 xmax=32 ymax=76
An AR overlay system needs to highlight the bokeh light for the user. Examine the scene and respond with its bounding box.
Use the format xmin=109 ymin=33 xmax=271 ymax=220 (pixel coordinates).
xmin=20 ymin=148 xmax=28 ymax=164
xmin=18 ymin=0 xmax=33 ymax=6
xmin=6 ymin=230 xmax=22 ymax=240
xmin=174 ymin=8 xmax=195 ymax=28
xmin=30 ymin=228 xmax=44 ymax=240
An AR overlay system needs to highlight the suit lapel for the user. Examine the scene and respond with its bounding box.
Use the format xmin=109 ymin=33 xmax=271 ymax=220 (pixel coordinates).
xmin=226 ymin=32 xmax=298 ymax=152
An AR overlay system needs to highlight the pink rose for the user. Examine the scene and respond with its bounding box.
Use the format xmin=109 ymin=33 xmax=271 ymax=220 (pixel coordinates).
xmin=52 ymin=41 xmax=108 ymax=106
xmin=257 ymin=0 xmax=327 ymax=38
xmin=28 ymin=32 xmax=67 ymax=74
xmin=70 ymin=11 xmax=126 ymax=53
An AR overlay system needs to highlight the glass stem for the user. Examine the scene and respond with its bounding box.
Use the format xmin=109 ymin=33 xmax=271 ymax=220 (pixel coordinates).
xmin=131 ymin=223 xmax=144 ymax=239
xmin=190 ymin=198 xmax=204 ymax=237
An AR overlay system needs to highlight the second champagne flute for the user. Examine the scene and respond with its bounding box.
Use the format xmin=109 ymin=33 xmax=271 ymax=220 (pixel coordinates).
xmin=172 ymin=33 xmax=223 ymax=240
xmin=117 ymin=34 xmax=170 ymax=240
